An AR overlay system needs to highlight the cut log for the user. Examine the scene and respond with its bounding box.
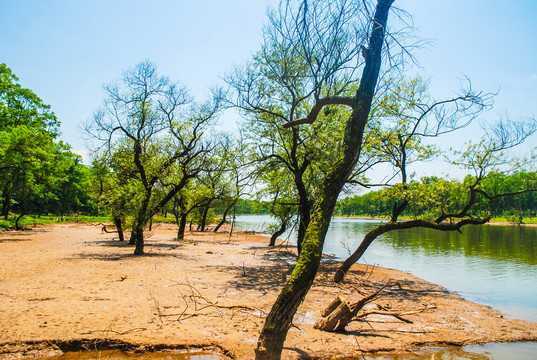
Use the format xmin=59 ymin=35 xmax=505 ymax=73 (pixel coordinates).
xmin=321 ymin=296 xmax=343 ymax=317
xmin=314 ymin=299 xmax=353 ymax=332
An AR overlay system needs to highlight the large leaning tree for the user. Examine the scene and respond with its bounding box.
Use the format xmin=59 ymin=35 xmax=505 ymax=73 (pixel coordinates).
xmin=253 ymin=0 xmax=401 ymax=358
xmin=86 ymin=60 xmax=221 ymax=255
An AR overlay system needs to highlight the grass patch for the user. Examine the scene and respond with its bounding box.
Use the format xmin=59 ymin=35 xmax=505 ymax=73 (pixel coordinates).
xmin=0 ymin=214 xmax=111 ymax=230
xmin=489 ymin=216 xmax=537 ymax=225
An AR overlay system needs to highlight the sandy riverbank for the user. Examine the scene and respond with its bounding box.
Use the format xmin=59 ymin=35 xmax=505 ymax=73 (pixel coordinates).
xmin=1 ymin=223 xmax=536 ymax=359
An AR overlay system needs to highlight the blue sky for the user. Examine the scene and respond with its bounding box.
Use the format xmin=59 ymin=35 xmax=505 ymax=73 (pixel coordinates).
xmin=1 ymin=0 xmax=536 ymax=172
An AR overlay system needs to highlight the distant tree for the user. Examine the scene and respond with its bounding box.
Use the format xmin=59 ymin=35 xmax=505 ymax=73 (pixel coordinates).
xmin=86 ymin=61 xmax=221 ymax=255
xmin=212 ymin=133 xmax=256 ymax=233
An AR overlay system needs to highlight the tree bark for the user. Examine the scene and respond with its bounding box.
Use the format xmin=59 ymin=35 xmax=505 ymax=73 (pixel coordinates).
xmin=132 ymin=188 xmax=152 ymax=254
xmin=255 ymin=191 xmax=337 ymax=359
xmin=113 ymin=216 xmax=124 ymax=242
xmin=133 ymin=227 xmax=144 ymax=255
xmin=177 ymin=213 xmax=187 ymax=240
xmin=129 ymin=226 xmax=137 ymax=245
xmin=199 ymin=205 xmax=210 ymax=232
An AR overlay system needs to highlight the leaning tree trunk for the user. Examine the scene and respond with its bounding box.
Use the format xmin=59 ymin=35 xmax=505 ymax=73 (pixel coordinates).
xmin=15 ymin=212 xmax=26 ymax=230
xmin=334 ymin=223 xmax=396 ymax=282
xmin=269 ymin=220 xmax=287 ymax=247
xmin=214 ymin=199 xmax=237 ymax=232
xmin=255 ymin=188 xmax=339 ymax=359
xmin=254 ymin=1 xmax=392 ymax=358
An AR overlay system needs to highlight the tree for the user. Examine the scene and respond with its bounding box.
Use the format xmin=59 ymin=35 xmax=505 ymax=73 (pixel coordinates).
xmin=253 ymin=0 xmax=395 ymax=358
xmin=86 ymin=60 xmax=221 ymax=255
xmin=334 ymin=117 xmax=537 ymax=282
xmin=0 ymin=63 xmax=89 ymax=225
xmin=227 ymin=18 xmax=368 ymax=254
xmin=212 ymin=133 xmax=256 ymax=233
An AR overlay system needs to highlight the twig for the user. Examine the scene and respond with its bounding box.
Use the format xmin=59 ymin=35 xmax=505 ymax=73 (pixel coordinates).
xmin=76 ymin=327 xmax=147 ymax=336
xmin=354 ymin=308 xmax=434 ymax=324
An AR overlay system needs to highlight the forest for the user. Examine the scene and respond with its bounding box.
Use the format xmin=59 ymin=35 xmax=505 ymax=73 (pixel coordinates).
xmin=2 ymin=0 xmax=537 ymax=358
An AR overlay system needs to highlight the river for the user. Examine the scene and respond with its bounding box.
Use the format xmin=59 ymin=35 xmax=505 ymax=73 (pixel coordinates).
xmin=233 ymin=215 xmax=537 ymax=359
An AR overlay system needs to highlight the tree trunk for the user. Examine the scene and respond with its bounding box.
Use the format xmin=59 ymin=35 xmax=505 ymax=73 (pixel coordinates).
xmin=315 ymin=288 xmax=385 ymax=332
xmin=15 ymin=212 xmax=26 ymax=230
xmin=114 ymin=216 xmax=124 ymax=242
xmin=254 ymin=1 xmax=392 ymax=357
xmin=129 ymin=226 xmax=137 ymax=245
xmin=214 ymin=200 xmax=237 ymax=232
xmin=334 ymin=223 xmax=394 ymax=282
xmin=296 ymin=207 xmax=311 ymax=254
xmin=255 ymin=195 xmax=336 ymax=359
xmin=133 ymin=227 xmax=144 ymax=255
xmin=199 ymin=205 xmax=209 ymax=232
xmin=177 ymin=213 xmax=187 ymax=240
xmin=314 ymin=298 xmax=353 ymax=332
xmin=132 ymin=189 xmax=151 ymax=254
xmin=269 ymin=220 xmax=287 ymax=247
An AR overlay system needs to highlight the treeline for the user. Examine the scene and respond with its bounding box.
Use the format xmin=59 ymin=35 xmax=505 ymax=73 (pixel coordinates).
xmin=0 ymin=64 xmax=96 ymax=228
xmin=336 ymin=173 xmax=537 ymax=222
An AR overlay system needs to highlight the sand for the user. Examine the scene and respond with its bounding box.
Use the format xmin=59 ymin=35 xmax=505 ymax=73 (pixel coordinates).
xmin=1 ymin=223 xmax=536 ymax=359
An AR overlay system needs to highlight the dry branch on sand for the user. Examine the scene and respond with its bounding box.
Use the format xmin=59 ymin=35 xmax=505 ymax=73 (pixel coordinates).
xmin=150 ymin=279 xmax=265 ymax=328
xmin=315 ymin=282 xmax=434 ymax=332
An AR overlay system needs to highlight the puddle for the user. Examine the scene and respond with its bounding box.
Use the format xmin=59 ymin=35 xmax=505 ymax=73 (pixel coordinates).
xmin=360 ymin=342 xmax=537 ymax=359
xmin=10 ymin=341 xmax=227 ymax=360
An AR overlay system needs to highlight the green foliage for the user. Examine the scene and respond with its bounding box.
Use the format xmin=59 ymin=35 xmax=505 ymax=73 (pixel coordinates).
xmin=0 ymin=63 xmax=95 ymax=219
xmin=336 ymin=171 xmax=537 ymax=222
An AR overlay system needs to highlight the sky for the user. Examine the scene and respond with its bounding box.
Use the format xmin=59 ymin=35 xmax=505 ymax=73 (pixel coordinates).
xmin=1 ymin=0 xmax=536 ymax=176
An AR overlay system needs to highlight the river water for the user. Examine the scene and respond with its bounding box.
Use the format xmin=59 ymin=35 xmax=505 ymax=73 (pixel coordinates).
xmin=234 ymin=215 xmax=537 ymax=359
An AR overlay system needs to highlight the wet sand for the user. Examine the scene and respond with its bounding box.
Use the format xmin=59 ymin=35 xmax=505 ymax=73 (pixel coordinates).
xmin=1 ymin=223 xmax=536 ymax=359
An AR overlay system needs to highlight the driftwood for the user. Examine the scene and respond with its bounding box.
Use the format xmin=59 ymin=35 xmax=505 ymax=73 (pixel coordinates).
xmin=314 ymin=282 xmax=432 ymax=332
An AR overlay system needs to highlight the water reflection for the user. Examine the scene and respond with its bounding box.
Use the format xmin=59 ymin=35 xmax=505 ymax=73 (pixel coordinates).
xmin=361 ymin=342 xmax=537 ymax=359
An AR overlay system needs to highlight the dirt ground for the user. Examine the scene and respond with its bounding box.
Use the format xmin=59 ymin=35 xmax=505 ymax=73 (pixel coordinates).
xmin=1 ymin=223 xmax=537 ymax=359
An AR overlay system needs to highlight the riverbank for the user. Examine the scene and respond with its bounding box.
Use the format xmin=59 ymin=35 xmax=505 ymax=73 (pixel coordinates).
xmin=1 ymin=223 xmax=537 ymax=359
xmin=334 ymin=215 xmax=537 ymax=226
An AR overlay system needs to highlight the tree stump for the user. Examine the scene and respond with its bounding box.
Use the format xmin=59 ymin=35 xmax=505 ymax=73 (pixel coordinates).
xmin=314 ymin=297 xmax=354 ymax=332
